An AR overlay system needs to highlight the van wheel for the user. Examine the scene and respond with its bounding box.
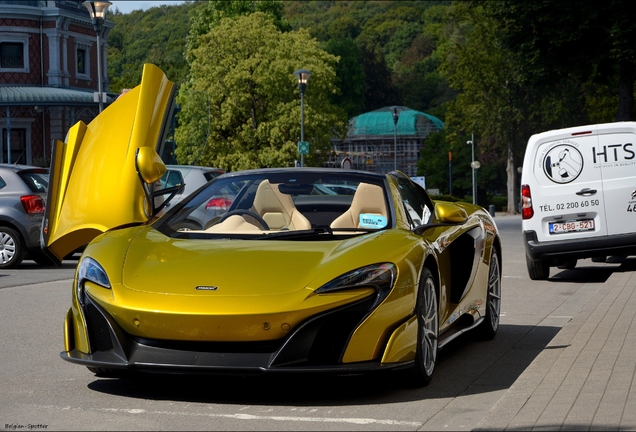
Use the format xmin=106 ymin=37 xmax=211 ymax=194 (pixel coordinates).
xmin=591 ymin=256 xmax=606 ymax=263
xmin=526 ymin=255 xmax=549 ymax=280
xmin=557 ymin=260 xmax=577 ymax=270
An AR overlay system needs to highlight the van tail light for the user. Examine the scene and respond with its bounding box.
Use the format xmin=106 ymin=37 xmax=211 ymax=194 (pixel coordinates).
xmin=21 ymin=195 xmax=45 ymax=214
xmin=521 ymin=185 xmax=534 ymax=220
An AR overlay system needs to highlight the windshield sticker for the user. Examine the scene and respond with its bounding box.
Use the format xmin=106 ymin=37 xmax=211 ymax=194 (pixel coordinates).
xmin=543 ymin=144 xmax=583 ymax=184
xmin=359 ymin=214 xmax=387 ymax=229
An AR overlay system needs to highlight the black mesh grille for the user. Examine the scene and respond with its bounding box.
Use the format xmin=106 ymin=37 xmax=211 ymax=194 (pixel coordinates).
xmin=85 ymin=303 xmax=113 ymax=352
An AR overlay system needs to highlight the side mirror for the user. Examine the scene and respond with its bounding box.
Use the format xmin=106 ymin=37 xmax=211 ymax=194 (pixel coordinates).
xmin=412 ymin=202 xmax=468 ymax=235
xmin=135 ymin=147 xmax=184 ymax=218
xmin=435 ymin=202 xmax=468 ymax=224
xmin=136 ymin=147 xmax=166 ymax=184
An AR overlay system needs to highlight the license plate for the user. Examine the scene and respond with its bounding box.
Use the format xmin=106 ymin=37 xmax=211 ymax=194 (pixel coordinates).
xmin=549 ymin=219 xmax=595 ymax=234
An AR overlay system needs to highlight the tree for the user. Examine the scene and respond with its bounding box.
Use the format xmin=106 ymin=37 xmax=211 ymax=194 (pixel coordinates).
xmin=322 ymin=37 xmax=366 ymax=118
xmin=107 ymin=4 xmax=195 ymax=91
xmin=436 ymin=3 xmax=529 ymax=213
xmin=175 ymin=13 xmax=347 ymax=171
xmin=186 ymin=0 xmax=291 ymax=64
xmin=487 ymin=0 xmax=636 ymax=122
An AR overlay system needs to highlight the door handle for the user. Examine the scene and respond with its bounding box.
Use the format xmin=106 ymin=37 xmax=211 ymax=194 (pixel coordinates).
xmin=576 ymin=188 xmax=597 ymax=196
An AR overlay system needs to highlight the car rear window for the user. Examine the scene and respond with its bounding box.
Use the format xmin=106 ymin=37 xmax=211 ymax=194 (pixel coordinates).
xmin=18 ymin=169 xmax=49 ymax=193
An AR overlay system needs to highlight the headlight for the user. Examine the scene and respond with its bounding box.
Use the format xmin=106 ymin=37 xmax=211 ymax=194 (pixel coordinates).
xmin=76 ymin=257 xmax=111 ymax=307
xmin=316 ymin=263 xmax=396 ymax=306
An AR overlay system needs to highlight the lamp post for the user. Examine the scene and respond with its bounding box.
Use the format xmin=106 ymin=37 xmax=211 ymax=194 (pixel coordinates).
xmin=448 ymin=151 xmax=453 ymax=196
xmin=293 ymin=69 xmax=311 ymax=167
xmin=391 ymin=106 xmax=401 ymax=171
xmin=83 ymin=1 xmax=111 ymax=113
xmin=467 ymin=133 xmax=480 ymax=204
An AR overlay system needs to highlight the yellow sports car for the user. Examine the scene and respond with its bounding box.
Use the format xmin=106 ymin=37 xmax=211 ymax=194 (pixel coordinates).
xmin=42 ymin=65 xmax=502 ymax=387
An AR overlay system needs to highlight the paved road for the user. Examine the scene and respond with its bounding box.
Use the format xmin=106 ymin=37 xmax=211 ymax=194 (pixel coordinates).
xmin=0 ymin=215 xmax=632 ymax=430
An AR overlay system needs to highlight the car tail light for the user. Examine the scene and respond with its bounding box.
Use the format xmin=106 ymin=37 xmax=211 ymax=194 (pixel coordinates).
xmin=205 ymin=197 xmax=232 ymax=210
xmin=521 ymin=185 xmax=534 ymax=219
xmin=21 ymin=195 xmax=45 ymax=214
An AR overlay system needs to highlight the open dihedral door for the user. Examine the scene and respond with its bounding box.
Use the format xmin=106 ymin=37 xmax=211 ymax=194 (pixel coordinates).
xmin=41 ymin=64 xmax=175 ymax=264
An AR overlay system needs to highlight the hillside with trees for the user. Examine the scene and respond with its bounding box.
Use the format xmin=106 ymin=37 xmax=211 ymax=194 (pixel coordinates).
xmin=106 ymin=0 xmax=635 ymax=213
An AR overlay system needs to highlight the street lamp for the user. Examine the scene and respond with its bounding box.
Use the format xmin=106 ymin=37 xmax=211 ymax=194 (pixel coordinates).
xmin=467 ymin=133 xmax=480 ymax=204
xmin=293 ymin=69 xmax=311 ymax=167
xmin=83 ymin=1 xmax=111 ymax=113
xmin=391 ymin=106 xmax=401 ymax=171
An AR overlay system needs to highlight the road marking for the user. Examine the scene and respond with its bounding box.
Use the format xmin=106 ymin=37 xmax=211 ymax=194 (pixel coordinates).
xmin=38 ymin=405 xmax=422 ymax=427
xmin=97 ymin=408 xmax=423 ymax=426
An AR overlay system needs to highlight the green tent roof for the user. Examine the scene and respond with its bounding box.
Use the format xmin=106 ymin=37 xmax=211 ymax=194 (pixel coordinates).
xmin=348 ymin=106 xmax=444 ymax=138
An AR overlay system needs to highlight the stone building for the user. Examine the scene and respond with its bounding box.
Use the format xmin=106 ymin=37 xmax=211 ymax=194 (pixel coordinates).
xmin=329 ymin=106 xmax=444 ymax=176
xmin=0 ymin=0 xmax=113 ymax=167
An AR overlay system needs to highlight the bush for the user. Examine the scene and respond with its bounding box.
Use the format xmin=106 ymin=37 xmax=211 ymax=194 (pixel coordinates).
xmin=486 ymin=195 xmax=507 ymax=211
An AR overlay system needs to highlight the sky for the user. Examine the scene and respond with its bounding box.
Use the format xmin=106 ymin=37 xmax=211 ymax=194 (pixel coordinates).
xmin=109 ymin=1 xmax=185 ymax=14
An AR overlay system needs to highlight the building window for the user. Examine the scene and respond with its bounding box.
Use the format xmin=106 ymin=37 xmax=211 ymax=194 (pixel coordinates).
xmin=0 ymin=42 xmax=23 ymax=68
xmin=2 ymin=128 xmax=27 ymax=165
xmin=77 ymin=48 xmax=86 ymax=74
xmin=74 ymin=39 xmax=92 ymax=81
xmin=0 ymin=33 xmax=29 ymax=73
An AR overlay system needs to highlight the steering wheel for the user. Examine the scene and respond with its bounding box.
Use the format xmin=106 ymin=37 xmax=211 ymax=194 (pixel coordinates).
xmin=216 ymin=209 xmax=270 ymax=230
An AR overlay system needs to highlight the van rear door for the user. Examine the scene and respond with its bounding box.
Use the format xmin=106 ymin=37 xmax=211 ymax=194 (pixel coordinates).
xmin=596 ymin=123 xmax=636 ymax=236
xmin=528 ymin=126 xmax=608 ymax=242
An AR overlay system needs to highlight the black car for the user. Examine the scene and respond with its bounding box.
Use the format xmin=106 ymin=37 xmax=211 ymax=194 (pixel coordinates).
xmin=0 ymin=164 xmax=49 ymax=268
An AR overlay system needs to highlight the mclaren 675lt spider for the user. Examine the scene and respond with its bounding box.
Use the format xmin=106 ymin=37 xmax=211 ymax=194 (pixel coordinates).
xmin=41 ymin=64 xmax=502 ymax=387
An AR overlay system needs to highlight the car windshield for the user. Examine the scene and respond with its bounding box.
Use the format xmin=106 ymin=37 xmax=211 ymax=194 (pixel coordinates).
xmin=156 ymin=170 xmax=391 ymax=240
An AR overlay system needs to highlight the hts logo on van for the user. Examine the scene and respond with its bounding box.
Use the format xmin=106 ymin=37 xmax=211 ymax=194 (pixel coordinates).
xmin=592 ymin=143 xmax=635 ymax=164
xmin=543 ymin=144 xmax=583 ymax=184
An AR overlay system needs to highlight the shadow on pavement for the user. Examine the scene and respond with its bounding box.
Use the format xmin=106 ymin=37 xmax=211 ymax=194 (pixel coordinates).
xmin=550 ymin=256 xmax=636 ymax=283
xmin=87 ymin=323 xmax=560 ymax=406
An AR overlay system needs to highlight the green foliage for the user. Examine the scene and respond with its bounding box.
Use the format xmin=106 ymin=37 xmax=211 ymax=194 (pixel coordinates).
xmin=107 ymin=4 xmax=195 ymax=91
xmin=175 ymin=13 xmax=347 ymax=171
xmin=322 ymin=38 xmax=366 ymax=118
xmin=284 ymin=1 xmax=454 ymax=113
xmin=486 ymin=0 xmax=636 ymax=121
xmin=186 ymin=0 xmax=291 ymax=64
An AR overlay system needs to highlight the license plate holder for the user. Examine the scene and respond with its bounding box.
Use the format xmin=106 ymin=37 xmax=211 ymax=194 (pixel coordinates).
xmin=549 ymin=219 xmax=595 ymax=234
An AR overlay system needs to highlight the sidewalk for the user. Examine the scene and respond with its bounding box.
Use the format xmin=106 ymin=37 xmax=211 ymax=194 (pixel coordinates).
xmin=475 ymin=265 xmax=636 ymax=431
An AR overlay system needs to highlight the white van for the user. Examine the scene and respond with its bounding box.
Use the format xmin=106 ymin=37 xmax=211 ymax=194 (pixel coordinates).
xmin=521 ymin=122 xmax=636 ymax=280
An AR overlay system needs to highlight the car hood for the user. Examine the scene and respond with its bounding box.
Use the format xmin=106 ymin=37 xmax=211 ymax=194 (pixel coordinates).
xmin=117 ymin=227 xmax=407 ymax=296
xmin=41 ymin=64 xmax=175 ymax=263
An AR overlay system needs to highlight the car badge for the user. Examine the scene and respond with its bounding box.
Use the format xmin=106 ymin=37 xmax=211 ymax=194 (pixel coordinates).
xmin=196 ymin=286 xmax=218 ymax=291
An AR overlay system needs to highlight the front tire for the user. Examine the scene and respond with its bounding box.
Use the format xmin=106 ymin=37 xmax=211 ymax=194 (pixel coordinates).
xmin=406 ymin=267 xmax=438 ymax=387
xmin=526 ymin=255 xmax=549 ymax=280
xmin=479 ymin=252 xmax=501 ymax=340
xmin=0 ymin=226 xmax=25 ymax=269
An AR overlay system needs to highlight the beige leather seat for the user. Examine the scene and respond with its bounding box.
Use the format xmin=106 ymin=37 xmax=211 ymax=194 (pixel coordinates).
xmin=330 ymin=182 xmax=387 ymax=229
xmin=252 ymin=180 xmax=312 ymax=230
